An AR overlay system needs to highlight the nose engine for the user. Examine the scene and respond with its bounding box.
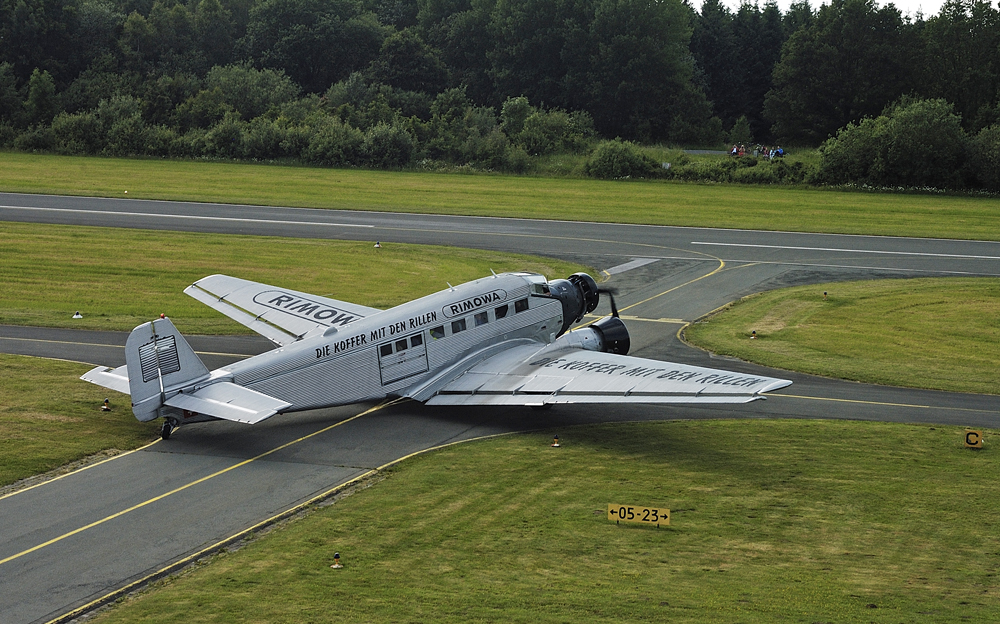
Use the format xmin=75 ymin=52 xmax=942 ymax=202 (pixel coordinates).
xmin=547 ymin=273 xmax=630 ymax=355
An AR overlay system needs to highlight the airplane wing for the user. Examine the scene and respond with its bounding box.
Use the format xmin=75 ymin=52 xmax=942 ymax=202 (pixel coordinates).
xmin=410 ymin=342 xmax=791 ymax=406
xmin=185 ymin=274 xmax=382 ymax=346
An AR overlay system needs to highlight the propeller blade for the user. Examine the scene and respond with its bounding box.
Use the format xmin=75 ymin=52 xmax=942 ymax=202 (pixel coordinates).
xmin=598 ymin=288 xmax=620 ymax=318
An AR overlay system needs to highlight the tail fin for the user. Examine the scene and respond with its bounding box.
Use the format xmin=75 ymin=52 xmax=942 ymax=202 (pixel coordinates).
xmin=124 ymin=316 xmax=209 ymax=422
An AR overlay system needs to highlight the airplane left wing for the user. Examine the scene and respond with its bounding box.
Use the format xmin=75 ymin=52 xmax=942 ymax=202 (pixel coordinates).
xmin=413 ymin=343 xmax=791 ymax=406
xmin=185 ymin=274 xmax=382 ymax=346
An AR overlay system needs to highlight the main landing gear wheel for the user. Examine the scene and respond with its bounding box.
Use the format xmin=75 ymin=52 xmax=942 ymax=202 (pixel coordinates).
xmin=160 ymin=419 xmax=176 ymax=440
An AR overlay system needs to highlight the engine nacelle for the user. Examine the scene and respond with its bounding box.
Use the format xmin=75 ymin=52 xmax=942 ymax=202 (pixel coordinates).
xmin=548 ymin=272 xmax=600 ymax=336
xmin=552 ymin=315 xmax=630 ymax=355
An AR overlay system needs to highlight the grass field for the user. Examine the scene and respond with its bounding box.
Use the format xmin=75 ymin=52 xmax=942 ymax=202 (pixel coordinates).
xmin=684 ymin=278 xmax=1000 ymax=395
xmin=0 ymin=354 xmax=157 ymax=487
xmin=89 ymin=419 xmax=999 ymax=624
xmin=3 ymin=152 xmax=1000 ymax=240
xmin=4 ymin=154 xmax=999 ymax=620
xmin=0 ymin=221 xmax=587 ymax=333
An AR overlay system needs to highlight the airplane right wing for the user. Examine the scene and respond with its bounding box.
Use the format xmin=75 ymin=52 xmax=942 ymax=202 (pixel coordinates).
xmin=408 ymin=342 xmax=791 ymax=406
xmin=185 ymin=274 xmax=382 ymax=346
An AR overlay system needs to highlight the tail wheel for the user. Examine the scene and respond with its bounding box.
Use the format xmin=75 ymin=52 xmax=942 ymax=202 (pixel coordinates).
xmin=160 ymin=420 xmax=175 ymax=440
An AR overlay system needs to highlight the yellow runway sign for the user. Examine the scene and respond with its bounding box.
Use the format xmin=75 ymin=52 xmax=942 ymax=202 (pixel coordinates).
xmin=608 ymin=504 xmax=670 ymax=526
xmin=965 ymin=430 xmax=983 ymax=448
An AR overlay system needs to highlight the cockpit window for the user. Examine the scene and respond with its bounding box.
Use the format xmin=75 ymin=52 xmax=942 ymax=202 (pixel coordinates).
xmin=530 ymin=283 xmax=550 ymax=295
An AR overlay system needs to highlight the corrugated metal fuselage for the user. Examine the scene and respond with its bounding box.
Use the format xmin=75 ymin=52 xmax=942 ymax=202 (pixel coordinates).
xmin=220 ymin=273 xmax=562 ymax=411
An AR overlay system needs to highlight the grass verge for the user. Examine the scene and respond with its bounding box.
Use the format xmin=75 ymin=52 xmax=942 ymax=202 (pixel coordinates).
xmin=3 ymin=152 xmax=1000 ymax=240
xmin=0 ymin=221 xmax=587 ymax=333
xmin=684 ymin=277 xmax=1000 ymax=395
xmin=91 ymin=419 xmax=1000 ymax=623
xmin=0 ymin=354 xmax=157 ymax=487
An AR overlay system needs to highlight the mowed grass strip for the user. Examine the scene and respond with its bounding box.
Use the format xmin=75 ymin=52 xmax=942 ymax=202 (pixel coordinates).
xmin=3 ymin=152 xmax=1000 ymax=240
xmin=0 ymin=354 xmax=158 ymax=487
xmin=684 ymin=278 xmax=1000 ymax=395
xmin=92 ymin=419 xmax=1000 ymax=623
xmin=0 ymin=221 xmax=587 ymax=333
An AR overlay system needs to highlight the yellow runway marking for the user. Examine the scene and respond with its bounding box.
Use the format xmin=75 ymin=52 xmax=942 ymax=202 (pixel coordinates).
xmin=44 ymin=415 xmax=519 ymax=624
xmin=0 ymin=440 xmax=162 ymax=502
xmin=774 ymin=393 xmax=997 ymax=414
xmin=584 ymin=314 xmax=686 ymax=324
xmin=0 ymin=399 xmax=400 ymax=568
xmin=581 ymin=257 xmax=727 ymax=329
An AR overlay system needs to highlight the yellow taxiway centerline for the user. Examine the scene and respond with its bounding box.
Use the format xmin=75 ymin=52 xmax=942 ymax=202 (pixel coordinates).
xmin=0 ymin=399 xmax=402 ymax=568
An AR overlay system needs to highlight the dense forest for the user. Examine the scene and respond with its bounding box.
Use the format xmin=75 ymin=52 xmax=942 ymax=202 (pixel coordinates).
xmin=0 ymin=0 xmax=998 ymax=188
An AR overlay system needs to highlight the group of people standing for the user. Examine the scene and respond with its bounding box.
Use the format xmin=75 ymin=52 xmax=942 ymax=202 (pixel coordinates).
xmin=730 ymin=144 xmax=785 ymax=160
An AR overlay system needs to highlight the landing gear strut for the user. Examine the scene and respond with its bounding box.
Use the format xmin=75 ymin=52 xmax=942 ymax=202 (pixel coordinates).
xmin=160 ymin=419 xmax=177 ymax=440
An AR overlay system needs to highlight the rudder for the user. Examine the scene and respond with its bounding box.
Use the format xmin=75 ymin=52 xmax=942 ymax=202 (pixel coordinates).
xmin=124 ymin=316 xmax=210 ymax=421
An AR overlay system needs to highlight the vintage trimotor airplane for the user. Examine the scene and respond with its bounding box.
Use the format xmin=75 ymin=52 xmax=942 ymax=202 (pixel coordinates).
xmin=82 ymin=271 xmax=792 ymax=439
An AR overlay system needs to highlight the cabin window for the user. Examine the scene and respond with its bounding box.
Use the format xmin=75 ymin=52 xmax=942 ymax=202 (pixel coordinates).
xmin=495 ymin=304 xmax=509 ymax=319
xmin=452 ymin=319 xmax=467 ymax=333
xmin=514 ymin=298 xmax=529 ymax=313
xmin=430 ymin=326 xmax=445 ymax=339
xmin=380 ymin=344 xmax=393 ymax=357
xmin=395 ymin=339 xmax=408 ymax=352
xmin=474 ymin=311 xmax=489 ymax=327
xmin=411 ymin=334 xmax=423 ymax=348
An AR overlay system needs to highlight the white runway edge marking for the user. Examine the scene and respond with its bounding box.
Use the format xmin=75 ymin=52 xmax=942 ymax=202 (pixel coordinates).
xmin=0 ymin=205 xmax=374 ymax=228
xmin=692 ymin=241 xmax=1000 ymax=261
xmin=604 ymin=257 xmax=660 ymax=275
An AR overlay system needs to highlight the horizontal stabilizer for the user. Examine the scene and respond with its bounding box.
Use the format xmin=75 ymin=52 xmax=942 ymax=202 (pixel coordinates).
xmin=164 ymin=382 xmax=292 ymax=424
xmin=80 ymin=364 xmax=131 ymax=395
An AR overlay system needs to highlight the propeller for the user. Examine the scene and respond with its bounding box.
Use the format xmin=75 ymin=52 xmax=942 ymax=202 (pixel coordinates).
xmin=598 ymin=287 xmax=620 ymax=318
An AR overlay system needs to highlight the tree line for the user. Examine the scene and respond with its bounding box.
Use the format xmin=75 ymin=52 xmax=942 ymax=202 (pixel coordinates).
xmin=0 ymin=0 xmax=998 ymax=188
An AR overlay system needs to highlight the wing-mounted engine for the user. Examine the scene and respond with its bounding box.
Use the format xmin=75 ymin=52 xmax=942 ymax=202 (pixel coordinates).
xmin=547 ymin=273 xmax=630 ymax=355
xmin=547 ymin=272 xmax=600 ymax=335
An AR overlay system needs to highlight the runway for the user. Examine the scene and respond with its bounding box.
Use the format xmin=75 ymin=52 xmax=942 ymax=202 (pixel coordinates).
xmin=1 ymin=192 xmax=999 ymax=624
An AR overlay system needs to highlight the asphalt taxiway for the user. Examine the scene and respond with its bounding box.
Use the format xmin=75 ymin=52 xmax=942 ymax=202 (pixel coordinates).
xmin=1 ymin=192 xmax=999 ymax=624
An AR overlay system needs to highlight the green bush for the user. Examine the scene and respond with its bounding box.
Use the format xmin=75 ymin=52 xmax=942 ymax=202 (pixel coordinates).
xmin=12 ymin=125 xmax=55 ymax=151
xmin=728 ymin=115 xmax=753 ymax=145
xmin=205 ymin=113 xmax=247 ymax=158
xmin=169 ymin=129 xmax=209 ymax=158
xmin=244 ymin=117 xmax=287 ymax=160
xmin=0 ymin=122 xmax=16 ymax=147
xmin=362 ymin=121 xmax=415 ymax=168
xmin=967 ymin=124 xmax=1000 ymax=191
xmin=500 ymin=96 xmax=532 ymax=137
xmin=584 ymin=139 xmax=660 ymax=179
xmin=205 ymin=63 xmax=300 ymax=120
xmin=51 ymin=111 xmax=103 ymax=155
xmin=465 ymin=128 xmax=528 ymax=173
xmin=278 ymin=124 xmax=315 ymax=159
xmin=817 ymin=98 xmax=968 ymax=189
xmin=145 ymin=125 xmax=177 ymax=157
xmin=302 ymin=118 xmax=364 ymax=166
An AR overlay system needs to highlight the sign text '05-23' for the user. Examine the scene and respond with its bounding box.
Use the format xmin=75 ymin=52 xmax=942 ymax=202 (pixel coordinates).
xmin=608 ymin=504 xmax=670 ymax=526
